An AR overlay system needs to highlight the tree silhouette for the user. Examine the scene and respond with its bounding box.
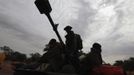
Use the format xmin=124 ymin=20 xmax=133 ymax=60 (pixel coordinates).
xmin=29 ymin=52 xmax=41 ymax=62
xmin=113 ymin=57 xmax=134 ymax=71
xmin=0 ymin=46 xmax=14 ymax=60
xmin=0 ymin=46 xmax=27 ymax=62
xmin=113 ymin=60 xmax=124 ymax=66
xmin=123 ymin=57 xmax=134 ymax=71
xmin=11 ymin=51 xmax=27 ymax=62
xmin=0 ymin=46 xmax=13 ymax=54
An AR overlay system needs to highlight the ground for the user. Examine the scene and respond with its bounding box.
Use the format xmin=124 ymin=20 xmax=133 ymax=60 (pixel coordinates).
xmin=0 ymin=62 xmax=14 ymax=75
xmin=0 ymin=62 xmax=134 ymax=75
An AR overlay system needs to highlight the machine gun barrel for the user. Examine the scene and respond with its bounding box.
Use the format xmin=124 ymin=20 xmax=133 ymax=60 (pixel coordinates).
xmin=34 ymin=0 xmax=64 ymax=45
xmin=45 ymin=13 xmax=64 ymax=45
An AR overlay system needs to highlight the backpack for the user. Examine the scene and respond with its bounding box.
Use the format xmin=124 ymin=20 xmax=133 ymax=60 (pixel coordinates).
xmin=74 ymin=34 xmax=83 ymax=50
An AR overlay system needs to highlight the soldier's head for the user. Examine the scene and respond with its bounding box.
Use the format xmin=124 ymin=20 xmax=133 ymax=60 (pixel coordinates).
xmin=49 ymin=38 xmax=57 ymax=46
xmin=64 ymin=26 xmax=72 ymax=33
xmin=93 ymin=43 xmax=101 ymax=49
xmin=91 ymin=42 xmax=102 ymax=53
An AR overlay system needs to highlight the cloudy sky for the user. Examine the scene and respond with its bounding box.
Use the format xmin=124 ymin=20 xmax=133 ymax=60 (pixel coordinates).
xmin=0 ymin=0 xmax=134 ymax=64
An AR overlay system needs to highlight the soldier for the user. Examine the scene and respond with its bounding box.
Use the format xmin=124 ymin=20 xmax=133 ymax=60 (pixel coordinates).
xmin=80 ymin=43 xmax=102 ymax=75
xmin=64 ymin=26 xmax=83 ymax=73
xmin=40 ymin=39 xmax=63 ymax=72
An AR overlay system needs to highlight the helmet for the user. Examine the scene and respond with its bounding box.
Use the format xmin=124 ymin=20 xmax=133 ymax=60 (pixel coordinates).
xmin=64 ymin=26 xmax=72 ymax=31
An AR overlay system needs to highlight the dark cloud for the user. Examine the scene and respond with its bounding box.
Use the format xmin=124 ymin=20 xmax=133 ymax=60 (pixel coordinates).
xmin=0 ymin=1 xmax=48 ymax=54
xmin=0 ymin=14 xmax=27 ymax=35
xmin=70 ymin=0 xmax=97 ymax=36
xmin=103 ymin=0 xmax=117 ymax=5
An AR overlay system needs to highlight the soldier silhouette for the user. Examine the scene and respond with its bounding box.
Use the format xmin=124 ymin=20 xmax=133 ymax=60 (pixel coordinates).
xmin=64 ymin=25 xmax=83 ymax=73
xmin=40 ymin=38 xmax=63 ymax=72
xmin=80 ymin=43 xmax=102 ymax=75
